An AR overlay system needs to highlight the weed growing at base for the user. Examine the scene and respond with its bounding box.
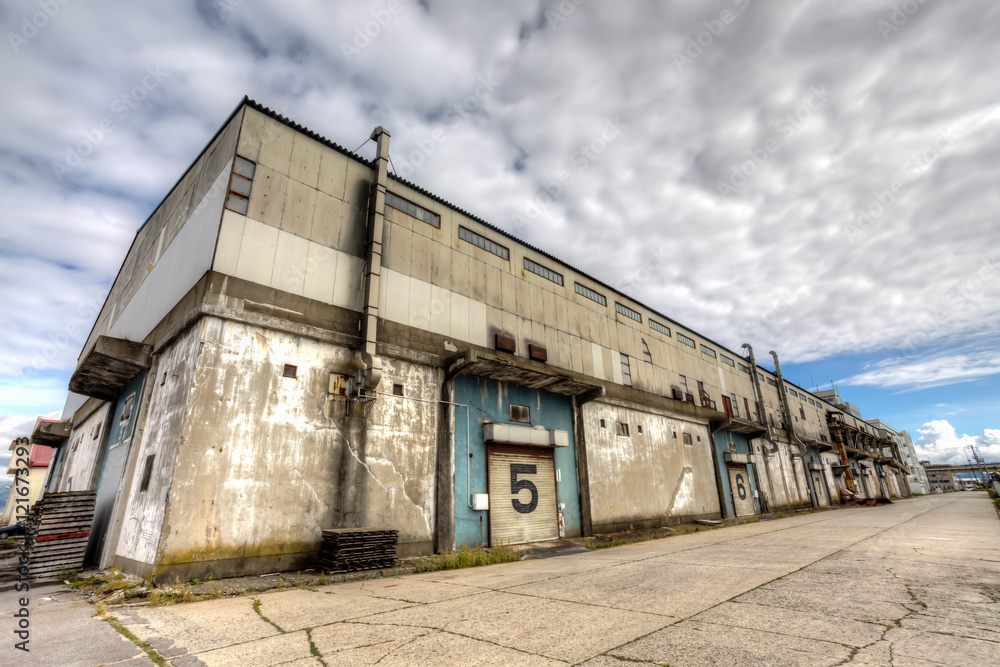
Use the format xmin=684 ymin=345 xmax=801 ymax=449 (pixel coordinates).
xmin=414 ymin=543 xmax=520 ymax=572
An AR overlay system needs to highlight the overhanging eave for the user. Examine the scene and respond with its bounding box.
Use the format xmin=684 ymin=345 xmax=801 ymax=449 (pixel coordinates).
xmin=68 ymin=335 xmax=152 ymax=401
xmin=446 ymin=349 xmax=602 ymax=397
xmin=31 ymin=420 xmax=71 ymax=447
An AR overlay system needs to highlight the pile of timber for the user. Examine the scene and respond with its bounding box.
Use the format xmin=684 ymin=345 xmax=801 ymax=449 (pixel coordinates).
xmin=319 ymin=528 xmax=397 ymax=572
xmin=25 ymin=491 xmax=97 ymax=579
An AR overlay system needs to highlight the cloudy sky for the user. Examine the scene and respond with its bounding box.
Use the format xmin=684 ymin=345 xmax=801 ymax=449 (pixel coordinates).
xmin=1 ymin=0 xmax=998 ymax=477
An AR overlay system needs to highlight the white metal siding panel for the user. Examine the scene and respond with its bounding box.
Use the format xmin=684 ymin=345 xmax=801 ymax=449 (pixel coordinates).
xmin=488 ymin=448 xmax=558 ymax=546
xmin=728 ymin=465 xmax=755 ymax=517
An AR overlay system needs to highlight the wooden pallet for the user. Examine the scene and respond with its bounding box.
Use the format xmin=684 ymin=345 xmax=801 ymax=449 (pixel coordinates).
xmin=319 ymin=527 xmax=398 ymax=573
xmin=25 ymin=491 xmax=97 ymax=578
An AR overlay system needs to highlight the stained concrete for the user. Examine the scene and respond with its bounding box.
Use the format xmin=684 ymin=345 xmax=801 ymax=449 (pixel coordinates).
xmin=0 ymin=574 xmax=151 ymax=667
xmin=11 ymin=494 xmax=995 ymax=665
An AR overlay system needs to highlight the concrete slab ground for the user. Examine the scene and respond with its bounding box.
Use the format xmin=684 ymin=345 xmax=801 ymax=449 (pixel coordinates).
xmin=0 ymin=564 xmax=153 ymax=667
xmin=4 ymin=494 xmax=998 ymax=665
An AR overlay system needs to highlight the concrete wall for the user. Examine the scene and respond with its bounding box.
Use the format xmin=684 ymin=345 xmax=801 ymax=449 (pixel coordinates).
xmin=57 ymin=403 xmax=110 ymax=492
xmin=143 ymin=316 xmax=439 ymax=581
xmin=114 ymin=323 xmax=202 ymax=568
xmin=212 ymin=107 xmax=368 ymax=309
xmin=583 ymin=400 xmax=719 ymax=532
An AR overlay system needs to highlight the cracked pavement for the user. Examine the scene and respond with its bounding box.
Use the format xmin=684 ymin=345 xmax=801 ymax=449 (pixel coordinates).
xmin=7 ymin=494 xmax=999 ymax=666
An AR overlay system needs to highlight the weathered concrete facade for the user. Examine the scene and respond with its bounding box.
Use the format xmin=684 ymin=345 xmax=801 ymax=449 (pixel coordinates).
xmin=51 ymin=99 xmax=915 ymax=581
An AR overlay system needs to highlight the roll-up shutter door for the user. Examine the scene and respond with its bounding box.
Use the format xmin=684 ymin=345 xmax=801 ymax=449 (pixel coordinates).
xmin=488 ymin=447 xmax=558 ymax=546
xmin=728 ymin=465 xmax=755 ymax=517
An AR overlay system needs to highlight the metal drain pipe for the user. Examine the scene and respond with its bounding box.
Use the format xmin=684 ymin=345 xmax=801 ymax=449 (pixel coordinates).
xmin=742 ymin=343 xmax=779 ymax=514
xmin=357 ymin=127 xmax=389 ymax=392
xmin=770 ymin=350 xmax=809 ymax=507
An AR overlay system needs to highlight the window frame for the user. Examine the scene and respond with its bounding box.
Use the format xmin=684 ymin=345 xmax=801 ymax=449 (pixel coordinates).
xmin=386 ymin=191 xmax=441 ymax=228
xmin=523 ymin=257 xmax=563 ymax=286
xmin=649 ymin=319 xmax=671 ymax=337
xmin=575 ymin=282 xmax=607 ymax=306
xmin=677 ymin=332 xmax=696 ymax=348
xmin=620 ymin=353 xmax=633 ymax=386
xmin=615 ymin=302 xmax=642 ymax=323
xmin=458 ymin=226 xmax=509 ymax=260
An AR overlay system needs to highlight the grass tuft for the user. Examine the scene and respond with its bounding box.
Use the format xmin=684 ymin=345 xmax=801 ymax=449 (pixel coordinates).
xmin=104 ymin=616 xmax=169 ymax=667
xmin=414 ymin=543 xmax=521 ymax=572
xmin=56 ymin=567 xmax=78 ymax=581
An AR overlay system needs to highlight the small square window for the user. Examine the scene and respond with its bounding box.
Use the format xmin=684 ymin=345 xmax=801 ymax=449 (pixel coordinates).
xmin=510 ymin=404 xmax=530 ymax=423
xmin=600 ymin=419 xmax=606 ymax=428
xmin=283 ymin=364 xmax=298 ymax=378
xmin=683 ymin=433 xmax=693 ymax=445
xmin=637 ymin=425 xmax=643 ymax=434
xmin=393 ymin=383 xmax=404 ymax=396
xmin=615 ymin=422 xmax=630 ymax=437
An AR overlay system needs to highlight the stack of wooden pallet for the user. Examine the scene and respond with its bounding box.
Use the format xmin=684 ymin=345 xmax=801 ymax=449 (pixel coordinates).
xmin=318 ymin=528 xmax=398 ymax=572
xmin=26 ymin=491 xmax=97 ymax=579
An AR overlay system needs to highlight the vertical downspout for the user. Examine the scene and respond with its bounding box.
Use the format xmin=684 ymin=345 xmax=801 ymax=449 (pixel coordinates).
xmin=358 ymin=127 xmax=389 ymax=391
xmin=741 ymin=344 xmax=778 ymax=513
xmin=770 ymin=351 xmax=810 ymax=507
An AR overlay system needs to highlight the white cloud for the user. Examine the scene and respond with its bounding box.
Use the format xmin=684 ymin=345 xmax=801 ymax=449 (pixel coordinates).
xmin=914 ymin=419 xmax=1000 ymax=465
xmin=2 ymin=0 xmax=1000 ymax=425
xmin=839 ymin=349 xmax=1000 ymax=390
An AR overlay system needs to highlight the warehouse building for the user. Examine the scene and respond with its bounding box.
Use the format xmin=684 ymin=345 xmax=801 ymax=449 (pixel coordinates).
xmin=41 ymin=99 xmax=913 ymax=582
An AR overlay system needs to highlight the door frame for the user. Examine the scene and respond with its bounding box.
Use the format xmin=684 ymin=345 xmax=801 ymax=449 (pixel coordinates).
xmin=486 ymin=444 xmax=559 ymax=547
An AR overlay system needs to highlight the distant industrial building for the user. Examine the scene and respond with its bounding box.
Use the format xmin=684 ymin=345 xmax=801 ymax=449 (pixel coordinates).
xmin=34 ymin=99 xmax=917 ymax=582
